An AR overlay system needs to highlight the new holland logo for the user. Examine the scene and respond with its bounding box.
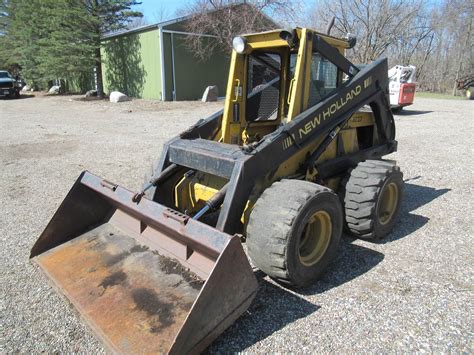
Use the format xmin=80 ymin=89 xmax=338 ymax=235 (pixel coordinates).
xmin=282 ymin=78 xmax=370 ymax=150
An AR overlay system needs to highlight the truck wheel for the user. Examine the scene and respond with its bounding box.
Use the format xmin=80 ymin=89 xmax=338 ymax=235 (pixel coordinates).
xmin=392 ymin=106 xmax=403 ymax=114
xmin=467 ymin=87 xmax=474 ymax=100
xmin=246 ymin=180 xmax=343 ymax=288
xmin=343 ymin=160 xmax=403 ymax=240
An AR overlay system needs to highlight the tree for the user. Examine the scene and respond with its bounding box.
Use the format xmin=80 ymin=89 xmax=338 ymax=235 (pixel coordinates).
xmin=0 ymin=0 xmax=47 ymax=88
xmin=179 ymin=0 xmax=298 ymax=60
xmin=310 ymin=0 xmax=426 ymax=64
xmin=73 ymin=0 xmax=143 ymax=97
xmin=0 ymin=0 xmax=142 ymax=95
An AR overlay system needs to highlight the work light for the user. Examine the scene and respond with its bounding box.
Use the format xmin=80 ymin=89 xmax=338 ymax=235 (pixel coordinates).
xmin=232 ymin=36 xmax=248 ymax=54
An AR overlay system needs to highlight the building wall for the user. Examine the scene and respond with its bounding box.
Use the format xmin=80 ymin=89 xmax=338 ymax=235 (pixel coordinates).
xmin=162 ymin=32 xmax=229 ymax=101
xmin=100 ymin=25 xmax=230 ymax=101
xmin=101 ymin=29 xmax=162 ymax=99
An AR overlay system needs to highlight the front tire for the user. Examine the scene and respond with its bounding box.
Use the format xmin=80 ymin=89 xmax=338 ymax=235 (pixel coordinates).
xmin=246 ymin=180 xmax=343 ymax=288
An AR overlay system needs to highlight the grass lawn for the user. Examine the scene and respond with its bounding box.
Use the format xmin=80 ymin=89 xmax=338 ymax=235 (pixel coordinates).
xmin=416 ymin=91 xmax=467 ymax=100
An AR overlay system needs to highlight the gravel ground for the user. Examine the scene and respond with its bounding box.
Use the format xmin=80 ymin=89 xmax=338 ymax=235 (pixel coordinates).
xmin=1 ymin=94 xmax=473 ymax=353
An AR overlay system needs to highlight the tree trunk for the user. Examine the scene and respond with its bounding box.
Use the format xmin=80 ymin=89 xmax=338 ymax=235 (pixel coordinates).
xmin=95 ymin=46 xmax=104 ymax=98
xmin=93 ymin=0 xmax=104 ymax=98
xmin=452 ymin=19 xmax=471 ymax=96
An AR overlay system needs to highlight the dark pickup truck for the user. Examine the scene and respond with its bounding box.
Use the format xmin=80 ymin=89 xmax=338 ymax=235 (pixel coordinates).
xmin=0 ymin=70 xmax=21 ymax=98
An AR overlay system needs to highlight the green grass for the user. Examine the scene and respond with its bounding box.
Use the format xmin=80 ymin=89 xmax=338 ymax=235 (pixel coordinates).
xmin=416 ymin=91 xmax=467 ymax=100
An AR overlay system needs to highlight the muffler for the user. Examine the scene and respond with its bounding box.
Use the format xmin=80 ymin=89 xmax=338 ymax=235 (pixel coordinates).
xmin=30 ymin=171 xmax=258 ymax=354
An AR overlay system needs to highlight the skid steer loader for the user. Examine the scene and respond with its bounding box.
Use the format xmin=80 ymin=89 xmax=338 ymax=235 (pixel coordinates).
xmin=31 ymin=28 xmax=403 ymax=353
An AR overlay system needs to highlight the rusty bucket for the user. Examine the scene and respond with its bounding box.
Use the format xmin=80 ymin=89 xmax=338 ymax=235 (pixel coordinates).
xmin=30 ymin=171 xmax=258 ymax=354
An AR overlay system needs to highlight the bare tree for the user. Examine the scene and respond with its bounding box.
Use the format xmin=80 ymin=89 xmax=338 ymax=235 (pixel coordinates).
xmin=127 ymin=16 xmax=149 ymax=29
xmin=308 ymin=0 xmax=474 ymax=95
xmin=153 ymin=3 xmax=173 ymax=23
xmin=179 ymin=0 xmax=299 ymax=60
xmin=407 ymin=0 xmax=473 ymax=94
xmin=310 ymin=0 xmax=426 ymax=63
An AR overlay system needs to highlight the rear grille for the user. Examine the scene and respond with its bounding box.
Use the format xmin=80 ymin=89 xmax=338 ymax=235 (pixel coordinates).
xmin=0 ymin=82 xmax=13 ymax=89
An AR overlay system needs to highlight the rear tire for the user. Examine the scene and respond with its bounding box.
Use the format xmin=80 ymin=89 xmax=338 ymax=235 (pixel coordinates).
xmin=343 ymin=160 xmax=403 ymax=240
xmin=246 ymin=180 xmax=343 ymax=288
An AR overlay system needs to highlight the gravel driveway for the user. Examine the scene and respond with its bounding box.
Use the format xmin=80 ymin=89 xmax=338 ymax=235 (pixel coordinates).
xmin=1 ymin=94 xmax=473 ymax=353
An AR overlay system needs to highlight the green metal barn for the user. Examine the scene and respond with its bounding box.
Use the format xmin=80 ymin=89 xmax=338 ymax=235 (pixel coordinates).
xmin=100 ymin=16 xmax=230 ymax=101
xmin=100 ymin=4 xmax=278 ymax=101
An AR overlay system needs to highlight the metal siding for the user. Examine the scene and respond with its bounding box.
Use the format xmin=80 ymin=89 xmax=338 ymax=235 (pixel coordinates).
xmin=162 ymin=32 xmax=174 ymax=101
xmin=171 ymin=34 xmax=229 ymax=101
xmin=140 ymin=30 xmax=162 ymax=99
xmin=101 ymin=27 xmax=230 ymax=101
xmin=101 ymin=28 xmax=162 ymax=99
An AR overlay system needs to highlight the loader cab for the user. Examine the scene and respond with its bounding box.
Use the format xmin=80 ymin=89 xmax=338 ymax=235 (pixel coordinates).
xmin=220 ymin=28 xmax=351 ymax=146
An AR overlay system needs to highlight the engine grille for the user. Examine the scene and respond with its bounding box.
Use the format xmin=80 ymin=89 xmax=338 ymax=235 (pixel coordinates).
xmin=0 ymin=82 xmax=13 ymax=89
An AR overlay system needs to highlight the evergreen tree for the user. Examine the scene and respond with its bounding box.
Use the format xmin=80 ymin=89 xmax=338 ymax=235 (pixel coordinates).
xmin=82 ymin=0 xmax=142 ymax=96
xmin=0 ymin=0 xmax=142 ymax=95
xmin=0 ymin=0 xmax=47 ymax=88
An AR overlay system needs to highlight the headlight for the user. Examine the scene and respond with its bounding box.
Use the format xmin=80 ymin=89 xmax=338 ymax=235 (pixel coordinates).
xmin=232 ymin=36 xmax=248 ymax=54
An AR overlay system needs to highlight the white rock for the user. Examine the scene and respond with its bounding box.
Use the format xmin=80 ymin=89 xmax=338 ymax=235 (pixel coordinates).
xmin=109 ymin=91 xmax=129 ymax=103
xmin=201 ymin=85 xmax=218 ymax=102
xmin=48 ymin=85 xmax=60 ymax=94
xmin=21 ymin=85 xmax=31 ymax=92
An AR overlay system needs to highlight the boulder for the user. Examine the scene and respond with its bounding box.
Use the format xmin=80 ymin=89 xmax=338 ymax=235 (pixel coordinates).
xmin=48 ymin=85 xmax=60 ymax=94
xmin=110 ymin=91 xmax=129 ymax=103
xmin=85 ymin=89 xmax=97 ymax=97
xmin=21 ymin=85 xmax=31 ymax=92
xmin=201 ymin=85 xmax=218 ymax=102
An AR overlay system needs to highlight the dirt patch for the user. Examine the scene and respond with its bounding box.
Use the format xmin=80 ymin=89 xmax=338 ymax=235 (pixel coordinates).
xmin=99 ymin=270 xmax=127 ymax=289
xmin=0 ymin=141 xmax=78 ymax=160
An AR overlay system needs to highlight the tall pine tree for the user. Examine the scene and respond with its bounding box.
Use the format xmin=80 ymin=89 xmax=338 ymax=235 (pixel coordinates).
xmin=82 ymin=0 xmax=142 ymax=96
xmin=0 ymin=0 xmax=142 ymax=95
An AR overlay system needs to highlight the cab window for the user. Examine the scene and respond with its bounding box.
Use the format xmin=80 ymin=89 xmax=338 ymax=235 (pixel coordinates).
xmin=288 ymin=52 xmax=339 ymax=109
xmin=246 ymin=52 xmax=281 ymax=121
xmin=308 ymin=53 xmax=338 ymax=106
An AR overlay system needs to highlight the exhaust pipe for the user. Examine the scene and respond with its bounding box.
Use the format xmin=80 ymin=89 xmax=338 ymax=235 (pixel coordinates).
xmin=326 ymin=16 xmax=336 ymax=35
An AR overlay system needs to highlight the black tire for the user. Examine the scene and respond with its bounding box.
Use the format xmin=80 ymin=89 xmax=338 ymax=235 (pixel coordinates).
xmin=343 ymin=160 xmax=403 ymax=240
xmin=467 ymin=87 xmax=474 ymax=100
xmin=392 ymin=106 xmax=403 ymax=114
xmin=246 ymin=180 xmax=343 ymax=288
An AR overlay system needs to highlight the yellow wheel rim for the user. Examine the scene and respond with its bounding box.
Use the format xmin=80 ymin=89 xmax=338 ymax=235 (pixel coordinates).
xmin=378 ymin=182 xmax=399 ymax=225
xmin=298 ymin=210 xmax=332 ymax=266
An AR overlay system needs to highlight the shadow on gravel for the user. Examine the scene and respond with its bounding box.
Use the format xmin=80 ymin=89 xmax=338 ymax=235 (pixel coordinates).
xmin=394 ymin=109 xmax=432 ymax=116
xmin=299 ymin=241 xmax=384 ymax=296
xmin=1 ymin=94 xmax=35 ymax=100
xmin=208 ymin=244 xmax=384 ymax=352
xmin=207 ymin=182 xmax=450 ymax=352
xmin=377 ymin=182 xmax=450 ymax=244
xmin=206 ymin=272 xmax=320 ymax=353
